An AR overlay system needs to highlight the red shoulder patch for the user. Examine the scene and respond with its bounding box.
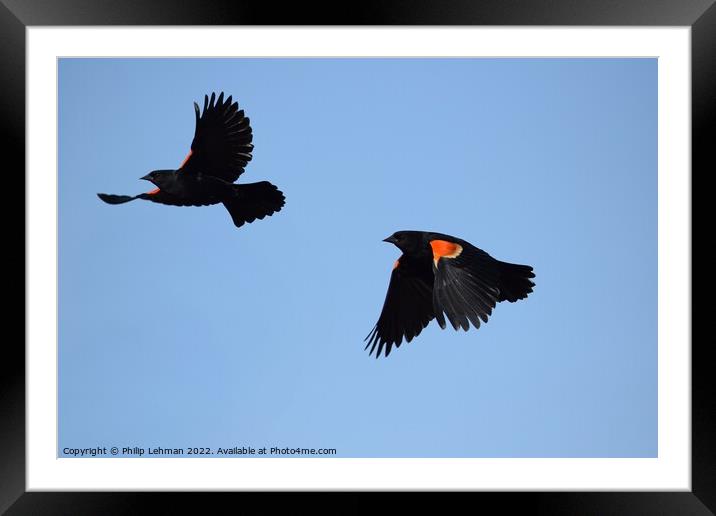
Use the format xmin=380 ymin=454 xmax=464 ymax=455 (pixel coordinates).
xmin=430 ymin=240 xmax=463 ymax=265
xmin=179 ymin=149 xmax=193 ymax=168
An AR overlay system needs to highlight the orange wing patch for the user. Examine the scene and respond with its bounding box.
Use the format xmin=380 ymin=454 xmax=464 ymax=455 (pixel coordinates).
xmin=430 ymin=240 xmax=463 ymax=266
xmin=147 ymin=188 xmax=160 ymax=195
xmin=393 ymin=259 xmax=400 ymax=270
xmin=179 ymin=149 xmax=193 ymax=168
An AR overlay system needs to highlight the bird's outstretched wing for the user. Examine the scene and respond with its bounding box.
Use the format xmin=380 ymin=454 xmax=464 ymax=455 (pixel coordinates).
xmin=97 ymin=189 xmax=214 ymax=207
xmin=365 ymin=257 xmax=435 ymax=358
xmin=429 ymin=237 xmax=502 ymax=332
xmin=97 ymin=193 xmax=138 ymax=205
xmin=180 ymin=91 xmax=254 ymax=183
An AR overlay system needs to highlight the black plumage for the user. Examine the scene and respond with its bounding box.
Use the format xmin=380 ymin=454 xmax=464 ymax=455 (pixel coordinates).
xmin=97 ymin=91 xmax=285 ymax=228
xmin=365 ymin=230 xmax=535 ymax=358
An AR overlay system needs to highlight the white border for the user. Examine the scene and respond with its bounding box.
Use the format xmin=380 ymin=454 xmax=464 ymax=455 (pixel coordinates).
xmin=27 ymin=27 xmax=691 ymax=490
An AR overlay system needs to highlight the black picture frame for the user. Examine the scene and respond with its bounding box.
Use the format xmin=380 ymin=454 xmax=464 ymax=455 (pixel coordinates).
xmin=5 ymin=1 xmax=712 ymax=513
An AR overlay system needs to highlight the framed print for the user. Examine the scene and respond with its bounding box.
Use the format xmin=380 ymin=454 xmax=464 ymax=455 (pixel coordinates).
xmin=6 ymin=0 xmax=713 ymax=513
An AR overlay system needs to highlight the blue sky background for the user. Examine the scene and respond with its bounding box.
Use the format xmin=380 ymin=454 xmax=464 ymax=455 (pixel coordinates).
xmin=58 ymin=58 xmax=657 ymax=458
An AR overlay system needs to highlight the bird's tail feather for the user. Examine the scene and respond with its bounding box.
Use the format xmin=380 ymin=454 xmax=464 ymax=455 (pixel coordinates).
xmin=497 ymin=261 xmax=535 ymax=302
xmin=223 ymin=181 xmax=285 ymax=228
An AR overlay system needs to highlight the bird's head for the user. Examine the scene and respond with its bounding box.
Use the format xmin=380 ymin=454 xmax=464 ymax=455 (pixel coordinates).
xmin=140 ymin=170 xmax=175 ymax=189
xmin=382 ymin=231 xmax=424 ymax=254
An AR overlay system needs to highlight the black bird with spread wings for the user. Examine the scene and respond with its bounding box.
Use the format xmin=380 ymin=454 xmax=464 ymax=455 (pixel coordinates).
xmin=365 ymin=231 xmax=535 ymax=358
xmin=98 ymin=92 xmax=285 ymax=228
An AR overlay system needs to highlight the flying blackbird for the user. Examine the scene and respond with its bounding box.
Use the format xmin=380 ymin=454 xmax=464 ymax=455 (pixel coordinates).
xmin=98 ymin=92 xmax=285 ymax=228
xmin=365 ymin=231 xmax=535 ymax=358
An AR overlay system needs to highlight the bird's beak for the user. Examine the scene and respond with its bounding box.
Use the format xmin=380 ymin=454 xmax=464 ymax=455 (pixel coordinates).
xmin=140 ymin=174 xmax=152 ymax=182
xmin=383 ymin=235 xmax=397 ymax=244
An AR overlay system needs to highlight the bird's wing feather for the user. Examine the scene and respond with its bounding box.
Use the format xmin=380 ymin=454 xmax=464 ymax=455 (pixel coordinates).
xmin=138 ymin=189 xmax=215 ymax=207
xmin=97 ymin=193 xmax=138 ymax=204
xmin=180 ymin=91 xmax=254 ymax=183
xmin=430 ymin=238 xmax=501 ymax=331
xmin=365 ymin=257 xmax=435 ymax=358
